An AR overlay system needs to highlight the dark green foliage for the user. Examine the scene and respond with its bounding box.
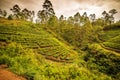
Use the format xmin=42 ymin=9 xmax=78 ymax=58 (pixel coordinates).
xmin=0 ymin=9 xmax=7 ymax=18
xmin=42 ymin=14 xmax=120 ymax=80
xmin=59 ymin=15 xmax=65 ymax=21
xmin=102 ymin=9 xmax=118 ymax=25
xmin=21 ymin=8 xmax=35 ymax=21
xmin=10 ymin=4 xmax=21 ymax=19
xmin=8 ymin=14 xmax=13 ymax=20
xmin=37 ymin=0 xmax=55 ymax=23
xmin=103 ymin=22 xmax=120 ymax=30
xmin=84 ymin=44 xmax=120 ymax=79
xmin=0 ymin=42 xmax=111 ymax=80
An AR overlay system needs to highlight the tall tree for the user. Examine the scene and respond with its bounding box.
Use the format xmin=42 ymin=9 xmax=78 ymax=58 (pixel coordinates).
xmin=59 ymin=15 xmax=64 ymax=21
xmin=109 ymin=9 xmax=117 ymax=16
xmin=102 ymin=11 xmax=107 ymax=18
xmin=21 ymin=8 xmax=35 ymax=22
xmin=37 ymin=10 xmax=46 ymax=23
xmin=82 ymin=12 xmax=87 ymax=18
xmin=89 ymin=14 xmax=96 ymax=22
xmin=109 ymin=9 xmax=117 ymax=23
xmin=102 ymin=11 xmax=110 ymax=21
xmin=74 ymin=12 xmax=81 ymax=24
xmin=0 ymin=9 xmax=2 ymax=15
xmin=0 ymin=9 xmax=7 ymax=18
xmin=43 ymin=0 xmax=55 ymax=19
xmin=3 ymin=10 xmax=7 ymax=17
xmin=102 ymin=11 xmax=109 ymax=25
xmin=10 ymin=4 xmax=21 ymax=19
xmin=37 ymin=0 xmax=55 ymax=23
xmin=81 ymin=12 xmax=89 ymax=25
xmin=102 ymin=9 xmax=117 ymax=25
xmin=21 ymin=8 xmax=29 ymax=20
xmin=68 ymin=16 xmax=74 ymax=24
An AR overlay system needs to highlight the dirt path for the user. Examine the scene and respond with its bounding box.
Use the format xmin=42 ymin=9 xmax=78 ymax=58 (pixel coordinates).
xmin=0 ymin=65 xmax=26 ymax=80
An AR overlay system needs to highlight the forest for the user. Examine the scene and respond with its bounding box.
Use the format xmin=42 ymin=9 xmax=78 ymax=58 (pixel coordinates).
xmin=0 ymin=0 xmax=120 ymax=80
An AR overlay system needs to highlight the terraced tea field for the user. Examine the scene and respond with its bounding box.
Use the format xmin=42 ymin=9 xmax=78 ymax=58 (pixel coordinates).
xmin=0 ymin=19 xmax=77 ymax=62
xmin=99 ymin=24 xmax=120 ymax=53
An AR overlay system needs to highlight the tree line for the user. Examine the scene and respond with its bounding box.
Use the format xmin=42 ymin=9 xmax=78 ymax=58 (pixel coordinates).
xmin=0 ymin=0 xmax=119 ymax=25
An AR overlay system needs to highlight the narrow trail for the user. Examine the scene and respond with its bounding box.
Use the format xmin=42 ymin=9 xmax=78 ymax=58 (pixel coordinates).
xmin=0 ymin=65 xmax=26 ymax=80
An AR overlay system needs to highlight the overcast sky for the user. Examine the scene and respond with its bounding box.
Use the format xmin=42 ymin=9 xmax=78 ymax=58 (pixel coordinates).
xmin=0 ymin=0 xmax=120 ymax=21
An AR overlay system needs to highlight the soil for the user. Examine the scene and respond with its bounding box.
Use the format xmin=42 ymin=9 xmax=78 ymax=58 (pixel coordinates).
xmin=0 ymin=65 xmax=26 ymax=80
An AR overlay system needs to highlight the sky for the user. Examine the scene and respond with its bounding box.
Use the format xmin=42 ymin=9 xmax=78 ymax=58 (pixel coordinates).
xmin=0 ymin=0 xmax=120 ymax=21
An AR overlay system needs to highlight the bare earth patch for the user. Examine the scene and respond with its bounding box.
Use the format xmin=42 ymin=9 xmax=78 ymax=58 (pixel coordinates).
xmin=0 ymin=65 xmax=26 ymax=80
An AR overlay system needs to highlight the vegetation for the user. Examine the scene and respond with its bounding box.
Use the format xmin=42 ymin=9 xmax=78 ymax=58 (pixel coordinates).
xmin=84 ymin=44 xmax=120 ymax=79
xmin=0 ymin=19 xmax=77 ymax=62
xmin=0 ymin=0 xmax=120 ymax=80
xmin=0 ymin=19 xmax=112 ymax=80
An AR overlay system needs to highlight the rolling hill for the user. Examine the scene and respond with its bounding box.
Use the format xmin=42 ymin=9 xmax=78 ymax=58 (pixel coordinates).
xmin=0 ymin=18 xmax=118 ymax=80
xmin=0 ymin=18 xmax=77 ymax=62
xmin=84 ymin=23 xmax=120 ymax=79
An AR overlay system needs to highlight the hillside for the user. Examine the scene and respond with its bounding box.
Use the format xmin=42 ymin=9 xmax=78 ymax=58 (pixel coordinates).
xmin=84 ymin=23 xmax=120 ymax=80
xmin=44 ymin=20 xmax=120 ymax=80
xmin=0 ymin=65 xmax=26 ymax=80
xmin=0 ymin=18 xmax=77 ymax=62
xmin=0 ymin=18 xmax=112 ymax=80
xmin=99 ymin=23 xmax=120 ymax=52
xmin=0 ymin=0 xmax=120 ymax=79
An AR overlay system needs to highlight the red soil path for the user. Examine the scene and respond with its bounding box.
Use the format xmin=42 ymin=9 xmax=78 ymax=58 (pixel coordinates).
xmin=0 ymin=65 xmax=26 ymax=80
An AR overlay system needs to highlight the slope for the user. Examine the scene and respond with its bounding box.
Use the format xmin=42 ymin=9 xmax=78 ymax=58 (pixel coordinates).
xmin=99 ymin=22 xmax=120 ymax=53
xmin=0 ymin=18 xmax=77 ymax=62
xmin=0 ymin=18 xmax=112 ymax=80
xmin=0 ymin=65 xmax=26 ymax=80
xmin=84 ymin=23 xmax=120 ymax=79
xmin=38 ymin=20 xmax=120 ymax=79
